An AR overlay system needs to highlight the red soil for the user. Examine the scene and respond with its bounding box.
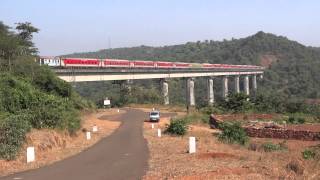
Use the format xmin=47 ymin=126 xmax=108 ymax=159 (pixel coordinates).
xmin=197 ymin=152 xmax=236 ymax=160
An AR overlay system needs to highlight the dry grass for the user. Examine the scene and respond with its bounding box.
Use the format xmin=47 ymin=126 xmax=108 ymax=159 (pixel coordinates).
xmin=143 ymin=117 xmax=320 ymax=179
xmin=0 ymin=108 xmax=122 ymax=177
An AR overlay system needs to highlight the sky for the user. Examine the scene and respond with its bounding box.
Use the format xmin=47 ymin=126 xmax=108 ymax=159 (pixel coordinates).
xmin=1 ymin=0 xmax=319 ymax=56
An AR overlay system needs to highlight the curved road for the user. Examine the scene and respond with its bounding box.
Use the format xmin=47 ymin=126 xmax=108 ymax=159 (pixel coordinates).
xmin=2 ymin=108 xmax=167 ymax=180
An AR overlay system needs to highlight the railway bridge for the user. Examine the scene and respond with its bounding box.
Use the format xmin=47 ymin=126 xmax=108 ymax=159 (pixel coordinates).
xmin=53 ymin=67 xmax=264 ymax=106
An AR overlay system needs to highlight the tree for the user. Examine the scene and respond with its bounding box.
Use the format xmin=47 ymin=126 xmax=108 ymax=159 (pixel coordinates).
xmin=15 ymin=22 xmax=39 ymax=55
xmin=0 ymin=22 xmax=39 ymax=71
xmin=0 ymin=22 xmax=20 ymax=71
xmin=220 ymin=93 xmax=253 ymax=112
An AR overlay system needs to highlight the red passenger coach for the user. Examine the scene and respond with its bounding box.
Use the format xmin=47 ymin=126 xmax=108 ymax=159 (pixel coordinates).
xmin=228 ymin=65 xmax=240 ymax=69
xmin=174 ymin=62 xmax=191 ymax=68
xmin=133 ymin=60 xmax=155 ymax=68
xmin=156 ymin=61 xmax=174 ymax=68
xmin=62 ymin=58 xmax=100 ymax=67
xmin=203 ymin=64 xmax=223 ymax=68
xmin=241 ymin=65 xmax=251 ymax=69
xmin=103 ymin=59 xmax=131 ymax=68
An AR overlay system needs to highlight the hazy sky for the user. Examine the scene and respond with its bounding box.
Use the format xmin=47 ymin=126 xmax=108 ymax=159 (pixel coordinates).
xmin=1 ymin=0 xmax=319 ymax=56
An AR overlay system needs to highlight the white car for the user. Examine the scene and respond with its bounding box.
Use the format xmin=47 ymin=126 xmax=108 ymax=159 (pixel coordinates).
xmin=149 ymin=111 xmax=160 ymax=122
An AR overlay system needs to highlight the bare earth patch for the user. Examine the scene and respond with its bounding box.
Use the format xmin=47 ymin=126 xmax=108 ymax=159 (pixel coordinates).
xmin=143 ymin=115 xmax=320 ymax=179
xmin=0 ymin=108 xmax=122 ymax=177
xmin=197 ymin=152 xmax=236 ymax=160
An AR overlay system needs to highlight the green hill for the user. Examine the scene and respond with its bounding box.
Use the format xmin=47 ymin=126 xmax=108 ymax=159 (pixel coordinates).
xmin=66 ymin=31 xmax=320 ymax=99
xmin=0 ymin=22 xmax=94 ymax=160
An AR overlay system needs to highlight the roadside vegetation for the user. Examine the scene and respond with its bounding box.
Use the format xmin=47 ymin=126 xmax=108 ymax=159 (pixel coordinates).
xmin=302 ymin=149 xmax=316 ymax=160
xmin=217 ymin=121 xmax=249 ymax=145
xmin=164 ymin=91 xmax=320 ymax=128
xmin=163 ymin=91 xmax=319 ymax=155
xmin=302 ymin=145 xmax=320 ymax=160
xmin=0 ymin=22 xmax=94 ymax=160
xmin=261 ymin=141 xmax=288 ymax=152
xmin=165 ymin=118 xmax=188 ymax=136
xmin=247 ymin=141 xmax=288 ymax=152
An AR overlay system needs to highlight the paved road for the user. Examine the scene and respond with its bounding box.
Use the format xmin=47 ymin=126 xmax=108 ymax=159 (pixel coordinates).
xmin=2 ymin=108 xmax=167 ymax=180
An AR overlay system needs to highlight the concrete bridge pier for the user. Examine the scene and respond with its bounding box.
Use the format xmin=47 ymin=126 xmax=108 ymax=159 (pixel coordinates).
xmin=244 ymin=75 xmax=250 ymax=95
xmin=207 ymin=77 xmax=214 ymax=105
xmin=222 ymin=76 xmax=229 ymax=99
xmin=160 ymin=79 xmax=169 ymax=105
xmin=186 ymin=78 xmax=195 ymax=107
xmin=252 ymin=74 xmax=257 ymax=92
xmin=234 ymin=75 xmax=240 ymax=93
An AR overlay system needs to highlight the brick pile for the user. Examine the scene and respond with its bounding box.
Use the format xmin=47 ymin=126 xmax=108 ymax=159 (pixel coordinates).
xmin=244 ymin=127 xmax=320 ymax=141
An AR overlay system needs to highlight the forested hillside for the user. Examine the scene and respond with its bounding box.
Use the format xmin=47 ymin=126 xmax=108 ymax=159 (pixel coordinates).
xmin=66 ymin=31 xmax=320 ymax=100
xmin=0 ymin=22 xmax=93 ymax=160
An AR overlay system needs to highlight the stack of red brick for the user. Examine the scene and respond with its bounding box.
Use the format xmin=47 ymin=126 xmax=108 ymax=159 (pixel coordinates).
xmin=244 ymin=127 xmax=320 ymax=141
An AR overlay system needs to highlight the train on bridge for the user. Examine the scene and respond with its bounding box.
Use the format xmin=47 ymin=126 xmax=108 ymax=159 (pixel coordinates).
xmin=38 ymin=56 xmax=264 ymax=70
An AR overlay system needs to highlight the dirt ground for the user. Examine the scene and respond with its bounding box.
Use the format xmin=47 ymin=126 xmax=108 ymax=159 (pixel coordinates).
xmin=0 ymin=108 xmax=123 ymax=177
xmin=143 ymin=117 xmax=320 ymax=180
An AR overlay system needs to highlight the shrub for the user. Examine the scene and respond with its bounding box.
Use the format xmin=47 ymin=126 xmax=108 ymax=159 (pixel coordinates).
xmin=0 ymin=72 xmax=86 ymax=159
xmin=63 ymin=109 xmax=81 ymax=135
xmin=297 ymin=117 xmax=306 ymax=124
xmin=168 ymin=113 xmax=210 ymax=125
xmin=262 ymin=141 xmax=287 ymax=152
xmin=0 ymin=114 xmax=32 ymax=160
xmin=200 ymin=106 xmax=224 ymax=115
xmin=218 ymin=122 xmax=248 ymax=145
xmin=261 ymin=141 xmax=288 ymax=152
xmin=302 ymin=149 xmax=316 ymax=160
xmin=220 ymin=93 xmax=253 ymax=113
xmin=288 ymin=117 xmax=295 ymax=124
xmin=181 ymin=113 xmax=210 ymax=124
xmin=248 ymin=141 xmax=288 ymax=152
xmin=30 ymin=66 xmax=73 ymax=98
xmin=28 ymin=95 xmax=80 ymax=131
xmin=165 ymin=119 xmax=188 ymax=135
xmin=0 ymin=74 xmax=82 ymax=132
xmin=287 ymin=116 xmax=305 ymax=124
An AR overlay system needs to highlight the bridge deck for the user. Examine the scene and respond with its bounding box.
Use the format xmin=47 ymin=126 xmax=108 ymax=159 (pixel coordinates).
xmin=53 ymin=67 xmax=263 ymax=82
xmin=54 ymin=67 xmax=262 ymax=74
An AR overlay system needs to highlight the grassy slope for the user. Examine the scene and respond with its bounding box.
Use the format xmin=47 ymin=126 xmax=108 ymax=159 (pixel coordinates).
xmin=0 ymin=59 xmax=94 ymax=160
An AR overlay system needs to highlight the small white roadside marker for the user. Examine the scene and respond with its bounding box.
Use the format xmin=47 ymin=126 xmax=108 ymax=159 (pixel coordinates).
xmin=189 ymin=137 xmax=196 ymax=154
xmin=92 ymin=125 xmax=98 ymax=132
xmin=151 ymin=124 xmax=154 ymax=129
xmin=117 ymin=109 xmax=120 ymax=113
xmin=86 ymin=132 xmax=91 ymax=140
xmin=157 ymin=129 xmax=161 ymax=137
xmin=27 ymin=147 xmax=35 ymax=163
